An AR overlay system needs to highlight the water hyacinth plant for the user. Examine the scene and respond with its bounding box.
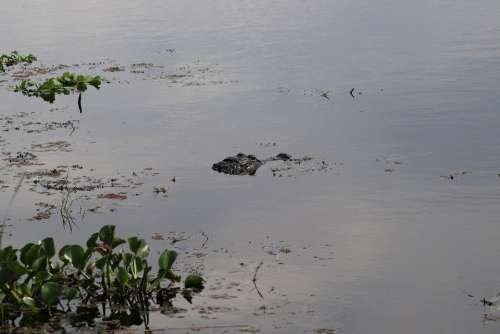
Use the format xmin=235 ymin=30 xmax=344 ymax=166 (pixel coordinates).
xmin=0 ymin=51 xmax=37 ymax=72
xmin=12 ymin=72 xmax=104 ymax=111
xmin=0 ymin=225 xmax=204 ymax=330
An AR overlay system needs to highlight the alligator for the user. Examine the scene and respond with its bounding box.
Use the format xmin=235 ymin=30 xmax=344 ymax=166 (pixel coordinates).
xmin=212 ymin=153 xmax=292 ymax=176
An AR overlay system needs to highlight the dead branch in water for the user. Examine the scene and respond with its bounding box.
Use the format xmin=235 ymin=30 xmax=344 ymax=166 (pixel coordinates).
xmin=60 ymin=188 xmax=77 ymax=231
xmin=77 ymin=92 xmax=82 ymax=113
xmin=200 ymin=231 xmax=209 ymax=249
xmin=252 ymin=261 xmax=264 ymax=299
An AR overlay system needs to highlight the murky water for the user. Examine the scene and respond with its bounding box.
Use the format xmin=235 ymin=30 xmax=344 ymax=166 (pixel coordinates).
xmin=2 ymin=0 xmax=500 ymax=332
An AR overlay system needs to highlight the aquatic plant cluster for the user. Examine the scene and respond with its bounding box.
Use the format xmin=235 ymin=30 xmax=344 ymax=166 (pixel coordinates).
xmin=0 ymin=51 xmax=37 ymax=72
xmin=0 ymin=225 xmax=204 ymax=329
xmin=12 ymin=72 xmax=103 ymax=104
xmin=0 ymin=51 xmax=104 ymax=111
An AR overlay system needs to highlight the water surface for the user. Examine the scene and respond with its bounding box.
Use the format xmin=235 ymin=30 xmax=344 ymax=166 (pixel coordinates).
xmin=2 ymin=0 xmax=500 ymax=333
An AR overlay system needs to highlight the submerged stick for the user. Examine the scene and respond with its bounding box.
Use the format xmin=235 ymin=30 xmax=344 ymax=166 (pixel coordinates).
xmin=350 ymin=88 xmax=355 ymax=98
xmin=252 ymin=261 xmax=264 ymax=299
xmin=200 ymin=231 xmax=209 ymax=249
xmin=78 ymin=92 xmax=82 ymax=113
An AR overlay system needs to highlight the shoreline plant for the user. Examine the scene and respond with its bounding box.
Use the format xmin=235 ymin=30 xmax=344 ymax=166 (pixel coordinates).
xmin=0 ymin=225 xmax=204 ymax=330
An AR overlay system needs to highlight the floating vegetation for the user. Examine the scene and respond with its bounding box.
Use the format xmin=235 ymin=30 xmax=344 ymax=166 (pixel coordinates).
xmin=12 ymin=72 xmax=104 ymax=112
xmin=3 ymin=151 xmax=40 ymax=167
xmin=0 ymin=51 xmax=37 ymax=72
xmin=0 ymin=225 xmax=204 ymax=330
xmin=31 ymin=140 xmax=71 ymax=153
xmin=103 ymin=66 xmax=125 ymax=72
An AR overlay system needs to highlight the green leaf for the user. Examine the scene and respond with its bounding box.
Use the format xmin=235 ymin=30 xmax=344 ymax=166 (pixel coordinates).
xmin=136 ymin=244 xmax=150 ymax=258
xmin=128 ymin=237 xmax=141 ymax=253
xmin=95 ymin=257 xmax=107 ymax=270
xmin=69 ymin=245 xmax=87 ymax=270
xmin=99 ymin=225 xmax=116 ymax=246
xmin=117 ymin=267 xmax=129 ymax=288
xmin=85 ymin=260 xmax=96 ymax=274
xmin=18 ymin=243 xmax=46 ymax=271
xmin=33 ymin=271 xmax=51 ymax=285
xmin=165 ymin=269 xmax=181 ymax=283
xmin=19 ymin=283 xmax=32 ymax=297
xmin=5 ymin=259 xmax=28 ymax=279
xmin=41 ymin=238 xmax=56 ymax=259
xmin=31 ymin=254 xmax=48 ymax=272
xmin=181 ymin=288 xmax=193 ymax=304
xmin=105 ymin=263 xmax=113 ymax=289
xmin=159 ymin=250 xmax=177 ymax=271
xmin=21 ymin=243 xmax=45 ymax=268
xmin=41 ymin=282 xmax=61 ymax=306
xmin=22 ymin=296 xmax=37 ymax=309
xmin=0 ymin=267 xmax=17 ymax=285
xmin=0 ymin=246 xmax=17 ymax=263
xmin=86 ymin=233 xmax=99 ymax=248
xmin=76 ymin=81 xmax=87 ymax=92
xmin=128 ymin=237 xmax=149 ymax=258
xmin=130 ymin=257 xmax=144 ymax=279
xmin=184 ymin=274 xmax=204 ymax=290
xmin=20 ymin=243 xmax=36 ymax=265
xmin=59 ymin=245 xmax=72 ymax=263
xmin=111 ymin=237 xmax=126 ymax=249
xmin=123 ymin=253 xmax=133 ymax=267
xmin=62 ymin=287 xmax=78 ymax=301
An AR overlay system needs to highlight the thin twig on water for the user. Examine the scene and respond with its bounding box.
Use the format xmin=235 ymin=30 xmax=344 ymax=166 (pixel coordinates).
xmin=59 ymin=171 xmax=78 ymax=231
xmin=349 ymin=87 xmax=355 ymax=98
xmin=200 ymin=231 xmax=209 ymax=249
xmin=69 ymin=122 xmax=76 ymax=136
xmin=60 ymin=188 xmax=77 ymax=231
xmin=0 ymin=173 xmax=25 ymax=248
xmin=252 ymin=261 xmax=264 ymax=299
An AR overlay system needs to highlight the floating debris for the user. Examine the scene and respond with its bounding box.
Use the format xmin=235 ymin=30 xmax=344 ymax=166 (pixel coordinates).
xmin=103 ymin=66 xmax=125 ymax=72
xmin=314 ymin=329 xmax=336 ymax=334
xmin=31 ymin=141 xmax=71 ymax=152
xmin=440 ymin=171 xmax=472 ymax=181
xmin=29 ymin=202 xmax=56 ymax=221
xmin=350 ymin=88 xmax=355 ymax=97
xmin=239 ymin=326 xmax=260 ymax=333
xmin=99 ymin=193 xmax=128 ymax=200
xmin=153 ymin=186 xmax=167 ymax=194
xmin=257 ymin=142 xmax=277 ymax=147
xmin=28 ymin=168 xmax=65 ymax=178
xmin=22 ymin=120 xmax=78 ymax=134
xmin=4 ymin=151 xmax=40 ymax=166
xmin=39 ymin=178 xmax=103 ymax=192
